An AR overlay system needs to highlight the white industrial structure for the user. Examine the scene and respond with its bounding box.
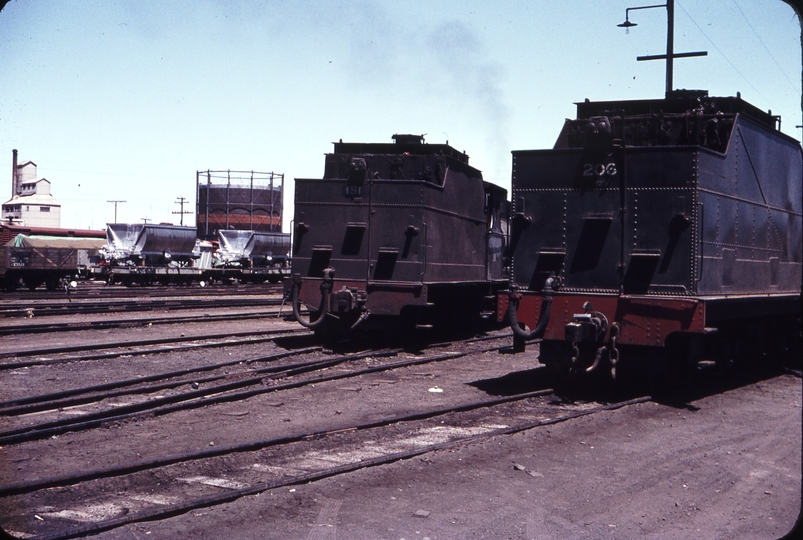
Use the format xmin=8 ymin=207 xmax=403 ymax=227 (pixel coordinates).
xmin=2 ymin=149 xmax=61 ymax=228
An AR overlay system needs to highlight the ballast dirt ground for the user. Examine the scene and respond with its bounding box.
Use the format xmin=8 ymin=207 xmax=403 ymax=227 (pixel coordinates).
xmin=0 ymin=310 xmax=799 ymax=540
xmin=82 ymin=371 xmax=801 ymax=540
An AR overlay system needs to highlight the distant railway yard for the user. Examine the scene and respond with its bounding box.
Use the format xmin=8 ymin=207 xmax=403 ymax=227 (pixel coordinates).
xmin=0 ymin=284 xmax=799 ymax=539
xmin=1 ymin=0 xmax=801 ymax=537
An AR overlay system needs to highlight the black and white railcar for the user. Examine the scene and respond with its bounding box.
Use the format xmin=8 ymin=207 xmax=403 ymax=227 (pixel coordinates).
xmin=101 ymin=224 xmax=291 ymax=286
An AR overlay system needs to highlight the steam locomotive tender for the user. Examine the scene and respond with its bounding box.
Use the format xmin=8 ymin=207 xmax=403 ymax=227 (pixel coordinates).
xmin=289 ymin=134 xmax=509 ymax=334
xmin=501 ymin=90 xmax=802 ymax=381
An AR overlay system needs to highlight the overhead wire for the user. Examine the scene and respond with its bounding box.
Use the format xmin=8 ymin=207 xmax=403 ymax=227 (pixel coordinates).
xmin=731 ymin=0 xmax=798 ymax=91
xmin=675 ymin=0 xmax=770 ymax=104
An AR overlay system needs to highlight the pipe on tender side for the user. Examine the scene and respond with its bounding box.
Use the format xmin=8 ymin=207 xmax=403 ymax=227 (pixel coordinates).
xmin=291 ymin=268 xmax=334 ymax=329
xmin=508 ymin=277 xmax=555 ymax=342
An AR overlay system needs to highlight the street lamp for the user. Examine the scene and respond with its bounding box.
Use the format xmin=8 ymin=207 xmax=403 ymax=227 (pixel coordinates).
xmin=618 ymin=0 xmax=707 ymax=97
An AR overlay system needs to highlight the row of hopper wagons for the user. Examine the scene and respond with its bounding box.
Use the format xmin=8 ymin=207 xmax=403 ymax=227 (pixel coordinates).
xmin=0 ymin=224 xmax=290 ymax=291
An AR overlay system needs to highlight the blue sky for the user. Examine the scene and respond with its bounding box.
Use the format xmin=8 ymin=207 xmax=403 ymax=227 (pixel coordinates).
xmin=1 ymin=0 xmax=800 ymax=231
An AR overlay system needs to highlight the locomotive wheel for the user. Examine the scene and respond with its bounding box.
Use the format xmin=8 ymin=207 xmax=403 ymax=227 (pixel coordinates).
xmin=311 ymin=316 xmax=356 ymax=345
xmin=540 ymin=340 xmax=661 ymax=396
xmin=538 ymin=340 xmax=574 ymax=390
xmin=771 ymin=316 xmax=802 ymax=369
xmin=713 ymin=316 xmax=801 ymax=371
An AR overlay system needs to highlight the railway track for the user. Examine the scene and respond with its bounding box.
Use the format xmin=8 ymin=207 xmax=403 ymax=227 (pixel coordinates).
xmin=0 ymin=325 xmax=526 ymax=529
xmin=0 ymin=330 xmax=652 ymax=539
xmin=1 ymin=282 xmax=283 ymax=301
xmin=0 ymin=306 xmax=288 ymax=336
xmin=0 ymin=327 xmax=310 ymax=367
xmin=5 ymin=393 xmax=653 ymax=540
xmin=0 ymin=295 xmax=284 ymax=320
xmin=0 ymin=337 xmax=506 ymax=445
xmin=2 ymin=306 xmax=795 ymax=539
xmin=0 ymin=316 xmax=796 ymax=539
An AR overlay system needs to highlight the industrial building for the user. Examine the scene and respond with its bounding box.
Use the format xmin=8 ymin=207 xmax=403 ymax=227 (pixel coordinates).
xmin=2 ymin=149 xmax=61 ymax=228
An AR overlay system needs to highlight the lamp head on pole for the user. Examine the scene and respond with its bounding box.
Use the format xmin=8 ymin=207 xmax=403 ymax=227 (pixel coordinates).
xmin=618 ymin=15 xmax=636 ymax=34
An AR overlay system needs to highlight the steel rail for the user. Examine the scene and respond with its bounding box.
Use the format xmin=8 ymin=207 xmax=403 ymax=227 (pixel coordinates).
xmin=0 ymin=386 xmax=557 ymax=497
xmin=0 ymin=329 xmax=312 ymax=370
xmin=0 ymin=284 xmax=283 ymax=301
xmin=0 ymin=297 xmax=283 ymax=318
xmin=22 ymin=395 xmax=651 ymax=540
xmin=0 ymin=332 xmax=508 ymax=411
xmin=0 ymin=308 xmax=286 ymax=336
xmin=0 ymin=347 xmax=323 ymax=414
xmin=0 ymin=348 xmax=406 ymax=445
xmin=0 ymin=328 xmax=303 ymax=362
xmin=0 ymin=344 xmax=503 ymax=445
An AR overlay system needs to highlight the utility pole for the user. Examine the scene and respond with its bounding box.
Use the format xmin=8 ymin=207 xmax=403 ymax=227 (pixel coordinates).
xmin=107 ymin=200 xmax=126 ymax=223
xmin=617 ymin=0 xmax=707 ymax=97
xmin=173 ymin=196 xmax=192 ymax=226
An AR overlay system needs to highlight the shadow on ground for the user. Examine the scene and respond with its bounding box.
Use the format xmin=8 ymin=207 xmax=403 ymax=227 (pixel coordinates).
xmin=469 ymin=367 xmax=552 ymax=396
xmin=470 ymin=355 xmax=800 ymax=411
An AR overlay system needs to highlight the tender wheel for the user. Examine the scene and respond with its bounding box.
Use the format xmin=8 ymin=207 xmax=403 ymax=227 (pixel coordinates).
xmin=4 ymin=275 xmax=21 ymax=292
xmin=538 ymin=340 xmax=573 ymax=388
xmin=24 ymin=277 xmax=43 ymax=291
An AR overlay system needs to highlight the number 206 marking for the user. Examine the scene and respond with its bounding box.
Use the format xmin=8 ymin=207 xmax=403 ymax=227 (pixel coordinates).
xmin=583 ymin=162 xmax=618 ymax=177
